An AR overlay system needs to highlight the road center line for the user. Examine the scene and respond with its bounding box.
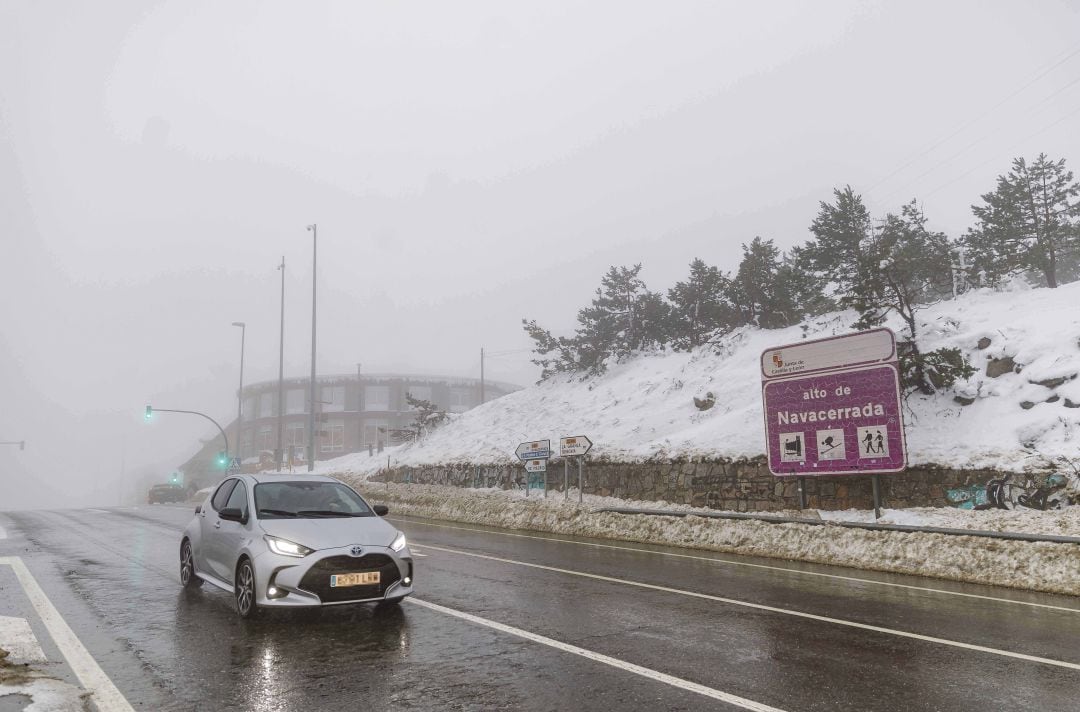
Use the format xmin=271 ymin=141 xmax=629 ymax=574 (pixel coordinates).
xmin=390 ymin=517 xmax=1079 ymax=613
xmin=407 ymin=597 xmax=787 ymax=712
xmin=416 ymin=542 xmax=1080 ymax=671
xmin=0 ymin=556 xmax=135 ymax=712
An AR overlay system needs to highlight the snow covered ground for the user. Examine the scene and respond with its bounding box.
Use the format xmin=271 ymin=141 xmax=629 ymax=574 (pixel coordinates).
xmin=354 ymin=482 xmax=1079 ymax=596
xmin=321 ymin=281 xmax=1080 ymax=478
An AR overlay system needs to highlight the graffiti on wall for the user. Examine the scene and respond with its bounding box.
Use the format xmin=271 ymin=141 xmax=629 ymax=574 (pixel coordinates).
xmin=946 ymin=472 xmax=1080 ymax=510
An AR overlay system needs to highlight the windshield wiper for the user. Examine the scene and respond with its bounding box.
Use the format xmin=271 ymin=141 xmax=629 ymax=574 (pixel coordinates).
xmin=296 ymin=510 xmax=365 ymax=518
xmin=258 ymin=508 xmax=299 ymax=517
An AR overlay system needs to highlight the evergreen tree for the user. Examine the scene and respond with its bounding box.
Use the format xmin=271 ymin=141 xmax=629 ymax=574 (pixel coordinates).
xmin=804 ymin=185 xmax=880 ymax=312
xmin=667 ymin=258 xmax=736 ymax=349
xmin=727 ymin=237 xmax=800 ymax=328
xmin=405 ymin=394 xmax=448 ymax=439
xmin=524 ymin=264 xmax=671 ymax=377
xmin=965 ymin=154 xmax=1080 ymax=288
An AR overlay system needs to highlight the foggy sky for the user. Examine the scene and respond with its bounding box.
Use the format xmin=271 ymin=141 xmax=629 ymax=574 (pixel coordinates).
xmin=2 ymin=1 xmax=1079 ymax=509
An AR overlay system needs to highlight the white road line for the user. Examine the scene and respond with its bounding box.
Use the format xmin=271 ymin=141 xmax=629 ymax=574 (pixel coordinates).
xmin=418 ymin=542 xmax=1080 ymax=671
xmin=0 ymin=524 xmax=7 ymax=539
xmin=85 ymin=509 xmax=111 ymax=514
xmin=391 ymin=518 xmax=1080 ymax=613
xmin=408 ymin=598 xmax=787 ymax=712
xmin=0 ymin=557 xmax=135 ymax=712
xmin=0 ymin=615 xmax=47 ymax=663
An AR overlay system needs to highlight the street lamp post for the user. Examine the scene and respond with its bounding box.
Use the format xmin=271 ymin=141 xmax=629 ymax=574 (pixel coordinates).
xmin=276 ymin=256 xmax=286 ymax=471
xmin=306 ymin=224 xmax=317 ymax=473
xmin=232 ymin=321 xmax=246 ymax=463
xmin=0 ymin=441 xmax=25 ymax=450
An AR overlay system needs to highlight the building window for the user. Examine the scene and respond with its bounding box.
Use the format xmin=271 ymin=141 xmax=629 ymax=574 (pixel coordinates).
xmin=259 ymin=392 xmax=275 ymax=418
xmin=449 ymin=388 xmax=472 ymax=413
xmin=362 ymin=419 xmax=388 ymax=445
xmin=256 ymin=425 xmax=273 ymax=453
xmin=243 ymin=397 xmax=256 ymax=420
xmin=286 ymin=389 xmax=305 ymax=415
xmin=406 ymin=385 xmax=432 ymax=408
xmin=320 ymin=418 xmax=345 ymax=452
xmin=322 ymin=385 xmax=345 ymax=413
xmin=364 ymin=385 xmax=390 ymax=411
xmin=240 ymin=429 xmax=253 ymax=459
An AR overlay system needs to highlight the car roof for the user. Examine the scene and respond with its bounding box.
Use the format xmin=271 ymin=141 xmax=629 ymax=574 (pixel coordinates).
xmin=246 ymin=473 xmax=341 ymax=485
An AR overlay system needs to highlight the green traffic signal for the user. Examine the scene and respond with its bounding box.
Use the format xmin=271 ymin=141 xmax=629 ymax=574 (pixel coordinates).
xmin=144 ymin=405 xmax=153 ymax=420
xmin=217 ymin=451 xmax=228 ymax=467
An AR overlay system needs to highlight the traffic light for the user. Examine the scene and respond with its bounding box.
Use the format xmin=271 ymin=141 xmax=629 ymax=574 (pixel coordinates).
xmin=170 ymin=472 xmax=180 ymax=484
xmin=144 ymin=405 xmax=153 ymax=421
xmin=217 ymin=451 xmax=228 ymax=468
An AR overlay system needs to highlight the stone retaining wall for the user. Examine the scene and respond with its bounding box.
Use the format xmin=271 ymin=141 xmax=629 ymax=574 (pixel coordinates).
xmin=370 ymin=458 xmax=1017 ymax=511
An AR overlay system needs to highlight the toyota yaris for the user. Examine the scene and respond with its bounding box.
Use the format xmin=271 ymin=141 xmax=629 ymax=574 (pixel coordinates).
xmin=179 ymin=474 xmax=414 ymax=618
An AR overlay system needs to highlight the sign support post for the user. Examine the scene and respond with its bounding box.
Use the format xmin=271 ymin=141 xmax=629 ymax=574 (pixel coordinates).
xmin=871 ymin=474 xmax=882 ymax=519
xmin=797 ymin=477 xmax=806 ymax=510
xmin=564 ymin=459 xmax=569 ymax=500
xmin=578 ymin=457 xmax=584 ymax=503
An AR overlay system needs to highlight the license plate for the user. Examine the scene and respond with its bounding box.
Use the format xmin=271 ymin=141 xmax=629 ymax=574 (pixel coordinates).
xmin=330 ymin=571 xmax=380 ymax=587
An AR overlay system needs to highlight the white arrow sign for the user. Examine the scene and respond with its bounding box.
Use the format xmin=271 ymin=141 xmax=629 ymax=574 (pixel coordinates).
xmin=559 ymin=435 xmax=593 ymax=457
xmin=524 ymin=459 xmax=547 ymax=473
xmin=515 ymin=439 xmax=551 ymax=462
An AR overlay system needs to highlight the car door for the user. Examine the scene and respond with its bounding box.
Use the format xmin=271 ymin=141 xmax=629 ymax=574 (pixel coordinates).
xmin=213 ymin=480 xmax=251 ymax=585
xmin=200 ymin=479 xmax=237 ymax=579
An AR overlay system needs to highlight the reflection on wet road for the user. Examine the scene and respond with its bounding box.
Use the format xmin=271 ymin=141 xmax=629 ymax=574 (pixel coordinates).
xmin=2 ymin=504 xmax=1078 ymax=711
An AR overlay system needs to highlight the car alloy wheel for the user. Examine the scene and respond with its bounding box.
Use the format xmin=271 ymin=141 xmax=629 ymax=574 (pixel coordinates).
xmin=235 ymin=560 xmax=258 ymax=618
xmin=180 ymin=541 xmax=202 ymax=588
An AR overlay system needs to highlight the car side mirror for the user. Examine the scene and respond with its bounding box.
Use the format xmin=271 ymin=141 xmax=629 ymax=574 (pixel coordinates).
xmin=373 ymin=505 xmax=389 ymax=516
xmin=219 ymin=507 xmax=247 ymax=524
xmin=195 ymin=504 xmax=202 ymax=514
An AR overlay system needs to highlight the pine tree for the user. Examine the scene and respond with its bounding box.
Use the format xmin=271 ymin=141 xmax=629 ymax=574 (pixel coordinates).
xmin=727 ymin=237 xmax=800 ymax=328
xmin=405 ymin=394 xmax=448 ymax=439
xmin=804 ymin=185 xmax=880 ymax=311
xmin=667 ymin=258 xmax=736 ymax=349
xmin=965 ymin=154 xmax=1080 ymax=288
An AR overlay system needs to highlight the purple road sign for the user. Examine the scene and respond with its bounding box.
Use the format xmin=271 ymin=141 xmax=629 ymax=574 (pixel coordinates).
xmin=762 ymin=354 xmax=907 ymax=477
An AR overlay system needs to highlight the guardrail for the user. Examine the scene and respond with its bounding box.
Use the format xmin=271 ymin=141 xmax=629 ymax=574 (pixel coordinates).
xmin=592 ymin=507 xmax=1080 ymax=545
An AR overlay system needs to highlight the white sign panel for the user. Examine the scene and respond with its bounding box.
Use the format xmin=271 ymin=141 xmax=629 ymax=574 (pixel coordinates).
xmin=524 ymin=459 xmax=547 ymax=474
xmin=761 ymin=328 xmax=895 ymax=380
xmin=515 ymin=440 xmax=551 ymax=462
xmin=559 ymin=436 xmax=593 ymax=457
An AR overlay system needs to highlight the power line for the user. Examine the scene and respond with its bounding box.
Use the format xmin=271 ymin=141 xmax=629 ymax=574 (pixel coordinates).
xmin=865 ymin=43 xmax=1080 ymax=193
xmin=922 ymin=101 xmax=1080 ymax=200
xmin=877 ymin=73 xmax=1080 ymax=204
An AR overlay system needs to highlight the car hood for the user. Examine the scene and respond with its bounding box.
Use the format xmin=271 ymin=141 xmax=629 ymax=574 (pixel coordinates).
xmin=258 ymin=516 xmax=399 ymax=550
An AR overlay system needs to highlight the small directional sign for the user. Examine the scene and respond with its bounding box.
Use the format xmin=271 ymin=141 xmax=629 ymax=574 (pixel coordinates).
xmin=559 ymin=436 xmax=593 ymax=457
xmin=515 ymin=439 xmax=551 ymax=462
xmin=524 ymin=459 xmax=547 ymax=474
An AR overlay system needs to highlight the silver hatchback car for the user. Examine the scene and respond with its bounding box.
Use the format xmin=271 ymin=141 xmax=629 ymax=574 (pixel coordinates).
xmin=180 ymin=474 xmax=414 ymax=618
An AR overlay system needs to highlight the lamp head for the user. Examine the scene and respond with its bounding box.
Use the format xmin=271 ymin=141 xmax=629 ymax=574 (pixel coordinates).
xmin=232 ymin=321 xmax=245 ymax=328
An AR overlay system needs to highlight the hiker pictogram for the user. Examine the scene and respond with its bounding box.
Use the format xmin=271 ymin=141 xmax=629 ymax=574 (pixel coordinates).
xmin=856 ymin=425 xmax=889 ymax=458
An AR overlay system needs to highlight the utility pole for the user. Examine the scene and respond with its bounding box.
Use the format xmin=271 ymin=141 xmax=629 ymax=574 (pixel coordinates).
xmin=306 ymin=224 xmax=317 ymax=472
xmin=231 ymin=322 xmax=246 ymax=462
xmin=276 ymin=256 xmax=286 ymax=471
xmin=480 ymin=346 xmax=485 ymax=405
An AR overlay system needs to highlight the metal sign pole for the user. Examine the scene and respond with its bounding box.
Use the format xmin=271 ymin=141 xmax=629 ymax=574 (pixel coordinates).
xmin=797 ymin=477 xmax=806 ymax=510
xmin=544 ymin=468 xmax=548 ymax=498
xmin=525 ymin=466 xmax=529 ymax=497
xmin=564 ymin=459 xmax=569 ymax=500
xmin=871 ymin=474 xmax=882 ymax=519
xmin=578 ymin=457 xmax=584 ymax=503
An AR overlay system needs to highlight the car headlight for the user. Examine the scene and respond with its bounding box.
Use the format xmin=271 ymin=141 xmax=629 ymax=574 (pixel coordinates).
xmin=264 ymin=535 xmax=314 ymax=558
xmin=390 ymin=532 xmax=407 ymax=552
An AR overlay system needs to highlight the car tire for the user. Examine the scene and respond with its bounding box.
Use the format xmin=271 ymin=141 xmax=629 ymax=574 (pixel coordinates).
xmin=235 ymin=558 xmax=259 ymax=619
xmin=180 ymin=540 xmax=203 ymax=589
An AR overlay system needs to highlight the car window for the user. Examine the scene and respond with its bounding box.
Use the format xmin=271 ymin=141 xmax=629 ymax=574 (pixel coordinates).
xmin=254 ymin=482 xmax=374 ymax=519
xmin=224 ymin=480 xmax=248 ymax=516
xmin=211 ymin=479 xmax=237 ymax=511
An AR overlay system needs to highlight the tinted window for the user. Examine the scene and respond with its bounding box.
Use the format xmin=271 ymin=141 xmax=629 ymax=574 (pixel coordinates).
xmin=254 ymin=482 xmax=374 ymax=519
xmin=224 ymin=481 xmax=248 ymax=516
xmin=211 ymin=479 xmax=237 ymax=511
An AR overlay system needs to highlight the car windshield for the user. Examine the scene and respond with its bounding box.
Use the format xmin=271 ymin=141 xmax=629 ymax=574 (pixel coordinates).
xmin=253 ymin=482 xmax=374 ymax=519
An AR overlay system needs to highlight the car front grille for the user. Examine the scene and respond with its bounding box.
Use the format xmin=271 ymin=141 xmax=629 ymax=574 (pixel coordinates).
xmin=298 ymin=554 xmax=400 ymax=603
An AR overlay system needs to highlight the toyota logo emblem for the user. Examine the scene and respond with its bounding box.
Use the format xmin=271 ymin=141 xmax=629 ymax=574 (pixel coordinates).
xmin=349 ymin=546 xmax=363 ymax=557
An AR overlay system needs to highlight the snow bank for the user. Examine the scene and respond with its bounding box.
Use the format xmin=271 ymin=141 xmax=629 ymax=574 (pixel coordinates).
xmin=325 ymin=281 xmax=1080 ymax=478
xmin=354 ymin=482 xmax=1080 ymax=596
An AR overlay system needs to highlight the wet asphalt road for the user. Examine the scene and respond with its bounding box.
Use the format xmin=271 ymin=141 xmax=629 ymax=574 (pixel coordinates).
xmin=1 ymin=504 xmax=1079 ymax=711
